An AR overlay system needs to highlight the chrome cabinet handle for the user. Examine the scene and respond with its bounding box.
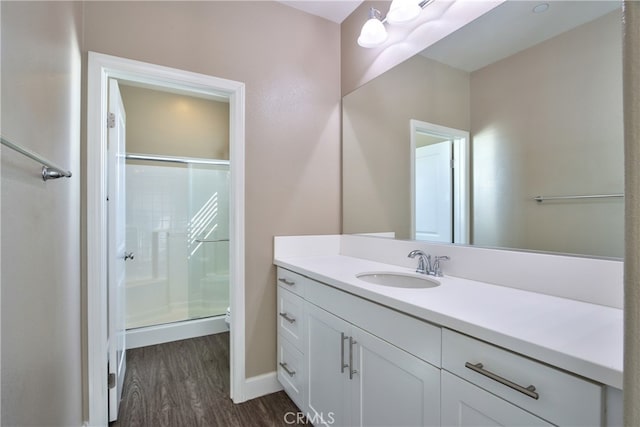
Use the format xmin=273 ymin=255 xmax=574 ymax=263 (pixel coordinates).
xmin=279 ymin=312 xmax=296 ymax=323
xmin=465 ymin=362 xmax=539 ymax=400
xmin=340 ymin=333 xmax=349 ymax=373
xmin=124 ymin=252 xmax=134 ymax=261
xmin=278 ymin=278 xmax=295 ymax=286
xmin=349 ymin=336 xmax=358 ymax=380
xmin=279 ymin=362 xmax=296 ymax=377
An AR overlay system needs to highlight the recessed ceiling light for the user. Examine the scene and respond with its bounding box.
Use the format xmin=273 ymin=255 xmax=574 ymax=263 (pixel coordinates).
xmin=532 ymin=3 xmax=550 ymax=13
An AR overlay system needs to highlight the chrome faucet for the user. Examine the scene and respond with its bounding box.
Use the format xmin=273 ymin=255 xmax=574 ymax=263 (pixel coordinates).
xmin=408 ymin=250 xmax=450 ymax=277
xmin=408 ymin=250 xmax=431 ymax=274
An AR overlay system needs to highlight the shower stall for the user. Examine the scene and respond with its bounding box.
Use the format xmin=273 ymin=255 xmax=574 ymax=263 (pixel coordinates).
xmin=124 ymin=153 xmax=230 ymax=346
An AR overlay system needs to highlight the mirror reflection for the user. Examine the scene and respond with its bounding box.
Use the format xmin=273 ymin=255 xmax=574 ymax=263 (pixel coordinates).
xmin=342 ymin=1 xmax=623 ymax=258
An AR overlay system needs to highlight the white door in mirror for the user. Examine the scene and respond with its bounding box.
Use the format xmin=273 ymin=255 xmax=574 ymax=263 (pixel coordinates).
xmin=415 ymin=141 xmax=452 ymax=242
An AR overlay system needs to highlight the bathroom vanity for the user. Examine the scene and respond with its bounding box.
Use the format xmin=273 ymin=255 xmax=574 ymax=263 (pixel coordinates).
xmin=274 ymin=235 xmax=623 ymax=426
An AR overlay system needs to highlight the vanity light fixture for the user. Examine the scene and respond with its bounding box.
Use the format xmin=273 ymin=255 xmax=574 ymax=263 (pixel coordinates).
xmin=357 ymin=8 xmax=388 ymax=48
xmin=387 ymin=0 xmax=423 ymax=24
xmin=357 ymin=0 xmax=435 ymax=48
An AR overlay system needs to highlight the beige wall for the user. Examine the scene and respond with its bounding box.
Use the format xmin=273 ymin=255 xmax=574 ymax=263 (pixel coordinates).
xmin=83 ymin=1 xmax=341 ymax=378
xmin=342 ymin=55 xmax=470 ymax=239
xmin=623 ymin=3 xmax=640 ymax=424
xmin=1 ymin=1 xmax=83 ymax=425
xmin=119 ymin=85 xmax=230 ymax=160
xmin=471 ymin=11 xmax=623 ymax=257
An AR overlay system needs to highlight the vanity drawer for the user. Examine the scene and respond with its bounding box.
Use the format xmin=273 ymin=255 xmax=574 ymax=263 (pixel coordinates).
xmin=277 ymin=286 xmax=305 ymax=350
xmin=277 ymin=267 xmax=308 ymax=297
xmin=305 ymin=277 xmax=441 ymax=367
xmin=277 ymin=335 xmax=306 ymax=411
xmin=442 ymin=329 xmax=603 ymax=426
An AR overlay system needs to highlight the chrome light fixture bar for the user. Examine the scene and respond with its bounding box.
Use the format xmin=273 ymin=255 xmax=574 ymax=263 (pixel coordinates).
xmin=357 ymin=0 xmax=435 ymax=48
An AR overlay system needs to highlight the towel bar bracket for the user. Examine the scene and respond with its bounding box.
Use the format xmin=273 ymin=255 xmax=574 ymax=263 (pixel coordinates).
xmin=42 ymin=166 xmax=71 ymax=181
xmin=1 ymin=136 xmax=72 ymax=181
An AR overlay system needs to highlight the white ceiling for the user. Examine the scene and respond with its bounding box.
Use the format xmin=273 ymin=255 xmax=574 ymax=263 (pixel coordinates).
xmin=278 ymin=0 xmax=364 ymax=23
xmin=421 ymin=1 xmax=622 ymax=72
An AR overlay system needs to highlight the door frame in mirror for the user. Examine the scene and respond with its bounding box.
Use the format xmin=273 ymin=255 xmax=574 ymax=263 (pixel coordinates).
xmin=410 ymin=119 xmax=469 ymax=244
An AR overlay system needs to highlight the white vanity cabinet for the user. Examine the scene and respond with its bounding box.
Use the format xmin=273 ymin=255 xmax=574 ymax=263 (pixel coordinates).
xmin=276 ymin=269 xmax=310 ymax=410
xmin=306 ymin=302 xmax=441 ymax=427
xmin=441 ymin=370 xmax=553 ymax=426
xmin=275 ymin=266 xmax=609 ymax=426
xmin=276 ymin=267 xmax=441 ymax=427
xmin=441 ymin=329 xmax=604 ymax=427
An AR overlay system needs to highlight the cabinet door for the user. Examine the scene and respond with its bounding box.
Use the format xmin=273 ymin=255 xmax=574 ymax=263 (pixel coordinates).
xmin=350 ymin=327 xmax=441 ymax=427
xmin=306 ymin=302 xmax=349 ymax=426
xmin=441 ymin=371 xmax=553 ymax=427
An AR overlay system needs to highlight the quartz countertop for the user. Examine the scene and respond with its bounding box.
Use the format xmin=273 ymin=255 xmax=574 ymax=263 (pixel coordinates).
xmin=274 ymin=254 xmax=623 ymax=389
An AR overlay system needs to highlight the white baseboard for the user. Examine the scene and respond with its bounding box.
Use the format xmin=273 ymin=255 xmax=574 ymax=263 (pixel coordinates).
xmin=126 ymin=315 xmax=228 ymax=349
xmin=242 ymin=371 xmax=283 ymax=401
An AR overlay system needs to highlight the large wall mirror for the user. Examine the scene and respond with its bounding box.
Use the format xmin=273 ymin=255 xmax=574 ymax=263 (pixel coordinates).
xmin=342 ymin=0 xmax=623 ymax=258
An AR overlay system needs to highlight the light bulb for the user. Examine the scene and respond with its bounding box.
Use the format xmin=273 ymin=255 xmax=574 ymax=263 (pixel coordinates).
xmin=357 ymin=10 xmax=388 ymax=48
xmin=387 ymin=0 xmax=422 ymax=24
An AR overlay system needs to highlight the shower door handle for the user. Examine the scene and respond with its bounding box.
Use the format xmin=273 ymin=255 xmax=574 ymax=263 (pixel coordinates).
xmin=124 ymin=252 xmax=135 ymax=261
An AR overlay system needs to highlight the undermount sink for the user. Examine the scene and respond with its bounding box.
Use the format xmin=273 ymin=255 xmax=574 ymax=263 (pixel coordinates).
xmin=356 ymin=272 xmax=440 ymax=289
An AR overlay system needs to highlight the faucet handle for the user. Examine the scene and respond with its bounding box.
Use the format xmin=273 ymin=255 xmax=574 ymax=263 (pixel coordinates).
xmin=432 ymin=256 xmax=450 ymax=277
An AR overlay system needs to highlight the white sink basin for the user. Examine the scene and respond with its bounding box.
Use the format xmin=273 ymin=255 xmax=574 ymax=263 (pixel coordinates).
xmin=356 ymin=272 xmax=440 ymax=289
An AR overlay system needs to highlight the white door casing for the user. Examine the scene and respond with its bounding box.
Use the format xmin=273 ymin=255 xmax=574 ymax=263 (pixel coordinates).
xmin=87 ymin=52 xmax=246 ymax=426
xmin=410 ymin=120 xmax=470 ymax=244
xmin=415 ymin=142 xmax=453 ymax=243
xmin=107 ymin=79 xmax=127 ymax=421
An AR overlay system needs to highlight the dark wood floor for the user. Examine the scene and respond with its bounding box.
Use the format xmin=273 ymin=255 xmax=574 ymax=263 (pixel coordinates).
xmin=111 ymin=333 xmax=308 ymax=427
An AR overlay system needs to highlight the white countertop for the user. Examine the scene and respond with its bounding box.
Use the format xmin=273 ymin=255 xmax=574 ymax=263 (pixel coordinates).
xmin=274 ymin=254 xmax=623 ymax=389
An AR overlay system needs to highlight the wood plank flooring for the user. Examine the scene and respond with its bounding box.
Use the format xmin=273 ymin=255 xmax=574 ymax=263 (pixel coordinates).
xmin=112 ymin=333 xmax=308 ymax=427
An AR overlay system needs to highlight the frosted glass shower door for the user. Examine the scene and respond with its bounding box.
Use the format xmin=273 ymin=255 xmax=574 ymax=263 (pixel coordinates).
xmin=125 ymin=159 xmax=230 ymax=330
xmin=187 ymin=163 xmax=230 ymax=320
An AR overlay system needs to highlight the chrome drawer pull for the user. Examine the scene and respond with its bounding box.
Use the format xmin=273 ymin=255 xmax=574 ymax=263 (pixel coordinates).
xmin=279 ymin=362 xmax=296 ymax=377
xmin=340 ymin=333 xmax=349 ymax=373
xmin=279 ymin=312 xmax=296 ymax=323
xmin=465 ymin=362 xmax=539 ymax=400
xmin=349 ymin=336 xmax=358 ymax=380
xmin=278 ymin=278 xmax=295 ymax=286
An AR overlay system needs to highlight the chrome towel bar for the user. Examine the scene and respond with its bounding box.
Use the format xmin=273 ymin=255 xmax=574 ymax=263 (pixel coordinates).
xmin=1 ymin=136 xmax=72 ymax=181
xmin=194 ymin=238 xmax=230 ymax=243
xmin=533 ymin=193 xmax=623 ymax=203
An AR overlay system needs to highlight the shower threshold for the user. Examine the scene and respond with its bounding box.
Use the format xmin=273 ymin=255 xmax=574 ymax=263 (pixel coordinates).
xmin=126 ymin=315 xmax=228 ymax=349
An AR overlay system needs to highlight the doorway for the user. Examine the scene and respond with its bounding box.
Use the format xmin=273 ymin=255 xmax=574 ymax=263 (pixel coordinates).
xmin=119 ymin=82 xmax=231 ymax=347
xmin=87 ymin=52 xmax=246 ymax=425
xmin=410 ymin=119 xmax=470 ymax=244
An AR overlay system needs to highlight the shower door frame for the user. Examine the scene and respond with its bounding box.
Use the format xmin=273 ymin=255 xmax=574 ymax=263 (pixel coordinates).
xmin=124 ymin=153 xmax=231 ymax=333
xmin=87 ymin=52 xmax=246 ymax=426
